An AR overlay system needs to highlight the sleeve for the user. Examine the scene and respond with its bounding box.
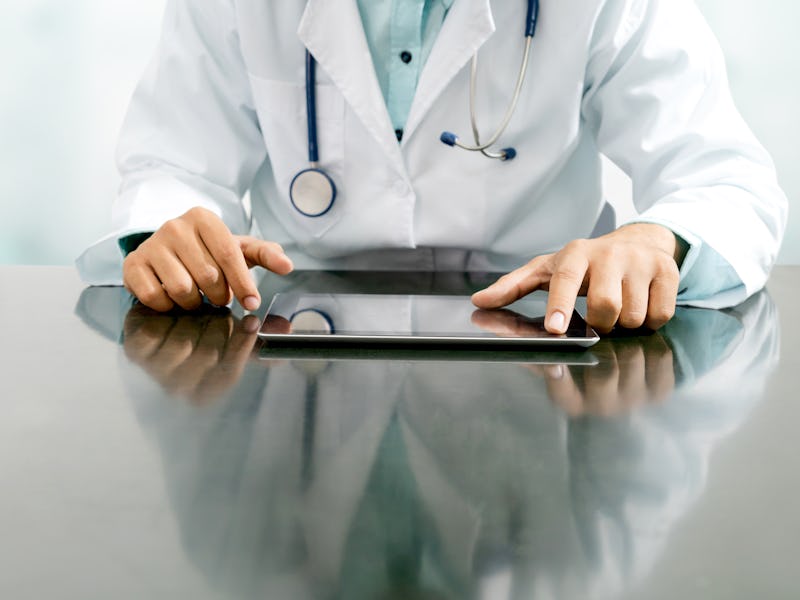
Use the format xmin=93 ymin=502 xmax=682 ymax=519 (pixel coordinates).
xmin=581 ymin=0 xmax=788 ymax=309
xmin=76 ymin=0 xmax=266 ymax=285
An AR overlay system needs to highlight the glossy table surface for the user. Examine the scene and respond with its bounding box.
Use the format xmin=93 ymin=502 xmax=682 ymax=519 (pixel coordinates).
xmin=1 ymin=266 xmax=799 ymax=600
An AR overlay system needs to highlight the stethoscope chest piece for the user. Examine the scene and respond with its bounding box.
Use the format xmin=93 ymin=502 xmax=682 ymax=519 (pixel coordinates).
xmin=290 ymin=308 xmax=335 ymax=335
xmin=290 ymin=167 xmax=337 ymax=217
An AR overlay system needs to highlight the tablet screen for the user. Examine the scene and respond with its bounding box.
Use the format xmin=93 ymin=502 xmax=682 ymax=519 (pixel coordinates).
xmin=259 ymin=293 xmax=598 ymax=347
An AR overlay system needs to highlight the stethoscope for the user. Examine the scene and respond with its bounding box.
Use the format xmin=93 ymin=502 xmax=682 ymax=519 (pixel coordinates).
xmin=289 ymin=0 xmax=540 ymax=218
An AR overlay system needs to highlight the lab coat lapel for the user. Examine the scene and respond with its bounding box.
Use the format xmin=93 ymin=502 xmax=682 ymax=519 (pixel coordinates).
xmin=403 ymin=0 xmax=496 ymax=143
xmin=297 ymin=0 xmax=403 ymax=166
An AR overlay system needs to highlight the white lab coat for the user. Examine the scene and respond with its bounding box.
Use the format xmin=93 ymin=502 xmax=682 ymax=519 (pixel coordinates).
xmin=78 ymin=0 xmax=787 ymax=308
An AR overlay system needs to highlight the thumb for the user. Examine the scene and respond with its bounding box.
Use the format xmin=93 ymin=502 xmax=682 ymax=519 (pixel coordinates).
xmin=237 ymin=237 xmax=294 ymax=275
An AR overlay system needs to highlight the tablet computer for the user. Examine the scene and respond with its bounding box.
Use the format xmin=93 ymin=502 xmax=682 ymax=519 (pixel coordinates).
xmin=258 ymin=292 xmax=599 ymax=347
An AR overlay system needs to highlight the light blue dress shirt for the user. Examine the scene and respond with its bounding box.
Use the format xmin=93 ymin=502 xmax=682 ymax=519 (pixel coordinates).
xmin=355 ymin=0 xmax=453 ymax=137
xmin=355 ymin=0 xmax=743 ymax=302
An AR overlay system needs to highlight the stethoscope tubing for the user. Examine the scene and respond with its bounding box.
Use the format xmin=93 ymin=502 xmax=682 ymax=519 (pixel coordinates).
xmin=305 ymin=50 xmax=320 ymax=165
xmin=442 ymin=0 xmax=540 ymax=161
xmin=465 ymin=35 xmax=533 ymax=158
xmin=293 ymin=0 xmax=541 ymax=216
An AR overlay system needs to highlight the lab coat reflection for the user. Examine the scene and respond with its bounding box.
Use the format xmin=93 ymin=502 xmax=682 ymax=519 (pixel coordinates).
xmin=76 ymin=288 xmax=779 ymax=600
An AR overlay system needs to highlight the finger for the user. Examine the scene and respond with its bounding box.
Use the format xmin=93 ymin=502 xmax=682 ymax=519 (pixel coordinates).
xmin=167 ymin=341 xmax=221 ymax=401
xmin=196 ymin=217 xmax=261 ymax=311
xmin=196 ymin=314 xmax=234 ymax=353
xmin=196 ymin=316 xmax=260 ymax=403
xmin=123 ymin=260 xmax=174 ymax=312
xmin=156 ymin=314 xmax=207 ymax=360
xmin=123 ymin=314 xmax=176 ymax=364
xmin=224 ymin=315 xmax=261 ymax=360
xmin=149 ymin=252 xmax=203 ymax=311
xmin=615 ymin=342 xmax=647 ymax=409
xmin=643 ymin=335 xmax=676 ymax=403
xmin=141 ymin=317 xmax=201 ymax=383
xmin=165 ymin=315 xmax=236 ymax=405
xmin=582 ymin=351 xmax=621 ymax=415
xmin=545 ymin=246 xmax=590 ymax=334
xmin=645 ymin=266 xmax=679 ymax=330
xmin=240 ymin=314 xmax=262 ymax=335
xmin=159 ymin=314 xmax=221 ymax=399
xmin=122 ymin=303 xmax=165 ymax=345
xmin=238 ymin=237 xmax=294 ymax=275
xmin=584 ymin=264 xmax=623 ymax=334
xmin=542 ymin=364 xmax=585 ymax=417
xmin=618 ymin=272 xmax=650 ymax=330
xmin=471 ymin=257 xmax=549 ymax=309
xmin=174 ymin=234 xmax=232 ymax=307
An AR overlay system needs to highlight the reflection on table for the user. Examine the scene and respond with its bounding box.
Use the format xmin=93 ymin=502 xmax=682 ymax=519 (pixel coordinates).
xmin=76 ymin=281 xmax=778 ymax=600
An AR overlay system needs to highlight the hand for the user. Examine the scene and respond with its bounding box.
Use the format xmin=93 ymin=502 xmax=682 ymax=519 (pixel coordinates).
xmin=528 ymin=334 xmax=676 ymax=417
xmin=123 ymin=207 xmax=294 ymax=312
xmin=472 ymin=224 xmax=681 ymax=334
xmin=122 ymin=303 xmax=260 ymax=405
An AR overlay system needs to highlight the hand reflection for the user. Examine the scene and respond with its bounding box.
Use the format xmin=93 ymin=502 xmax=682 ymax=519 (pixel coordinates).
xmin=259 ymin=313 xmax=292 ymax=335
xmin=122 ymin=303 xmax=261 ymax=405
xmin=536 ymin=334 xmax=675 ymax=417
xmin=470 ymin=307 xmax=548 ymax=337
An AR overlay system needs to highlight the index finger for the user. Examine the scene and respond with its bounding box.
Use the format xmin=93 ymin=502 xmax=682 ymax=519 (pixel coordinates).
xmin=471 ymin=257 xmax=548 ymax=309
xmin=545 ymin=249 xmax=589 ymax=334
xmin=197 ymin=217 xmax=261 ymax=311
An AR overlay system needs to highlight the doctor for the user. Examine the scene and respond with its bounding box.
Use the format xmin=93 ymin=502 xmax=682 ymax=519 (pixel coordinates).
xmin=77 ymin=0 xmax=787 ymax=334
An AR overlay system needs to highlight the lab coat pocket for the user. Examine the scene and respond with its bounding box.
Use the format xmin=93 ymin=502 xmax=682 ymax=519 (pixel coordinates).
xmin=247 ymin=75 xmax=345 ymax=238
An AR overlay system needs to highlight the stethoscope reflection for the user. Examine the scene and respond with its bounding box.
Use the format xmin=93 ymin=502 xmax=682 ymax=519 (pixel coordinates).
xmin=84 ymin=289 xmax=780 ymax=600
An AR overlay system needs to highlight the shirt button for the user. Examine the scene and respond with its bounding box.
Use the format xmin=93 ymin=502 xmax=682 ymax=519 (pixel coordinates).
xmin=400 ymin=51 xmax=413 ymax=64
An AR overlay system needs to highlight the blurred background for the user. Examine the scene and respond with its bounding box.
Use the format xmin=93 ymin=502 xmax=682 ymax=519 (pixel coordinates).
xmin=1 ymin=0 xmax=797 ymax=266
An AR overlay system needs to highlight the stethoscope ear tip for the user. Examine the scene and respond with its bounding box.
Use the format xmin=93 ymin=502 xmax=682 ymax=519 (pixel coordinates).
xmin=440 ymin=132 xmax=458 ymax=147
xmin=501 ymin=148 xmax=517 ymax=161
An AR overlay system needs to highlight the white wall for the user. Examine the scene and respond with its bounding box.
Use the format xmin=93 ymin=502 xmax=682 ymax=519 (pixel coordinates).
xmin=698 ymin=0 xmax=799 ymax=263
xmin=0 ymin=0 xmax=797 ymax=265
xmin=0 ymin=0 xmax=166 ymax=265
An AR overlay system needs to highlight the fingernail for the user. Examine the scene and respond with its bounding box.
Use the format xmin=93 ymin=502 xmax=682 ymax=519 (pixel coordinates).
xmin=548 ymin=310 xmax=566 ymax=333
xmin=546 ymin=364 xmax=564 ymax=380
xmin=243 ymin=296 xmax=260 ymax=311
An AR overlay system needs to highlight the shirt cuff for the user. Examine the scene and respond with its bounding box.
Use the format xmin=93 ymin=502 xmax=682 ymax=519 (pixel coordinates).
xmin=118 ymin=232 xmax=153 ymax=257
